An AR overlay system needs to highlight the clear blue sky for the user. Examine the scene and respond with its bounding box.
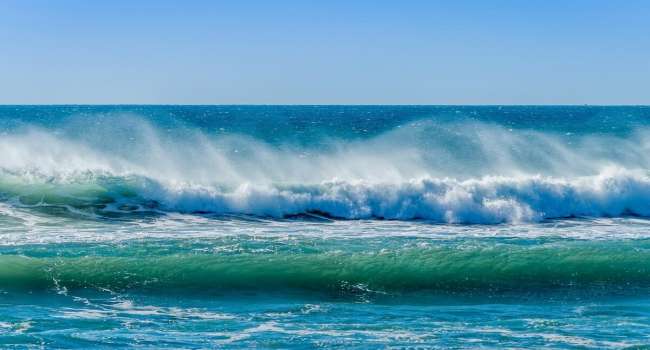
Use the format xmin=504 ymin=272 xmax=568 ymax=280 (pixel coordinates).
xmin=1 ymin=0 xmax=649 ymax=104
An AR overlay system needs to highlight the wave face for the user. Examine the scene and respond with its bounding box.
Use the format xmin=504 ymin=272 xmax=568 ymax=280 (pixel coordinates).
xmin=1 ymin=105 xmax=650 ymax=223
xmin=3 ymin=241 xmax=650 ymax=294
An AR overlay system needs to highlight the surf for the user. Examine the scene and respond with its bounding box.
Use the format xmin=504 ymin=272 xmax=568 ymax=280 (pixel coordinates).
xmin=3 ymin=168 xmax=650 ymax=223
xmin=2 ymin=107 xmax=650 ymax=223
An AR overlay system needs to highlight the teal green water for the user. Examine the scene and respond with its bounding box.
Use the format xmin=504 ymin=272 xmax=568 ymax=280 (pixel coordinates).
xmin=1 ymin=106 xmax=650 ymax=348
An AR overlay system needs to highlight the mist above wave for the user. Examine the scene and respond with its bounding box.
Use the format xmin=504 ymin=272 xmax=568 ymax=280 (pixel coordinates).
xmin=4 ymin=115 xmax=650 ymax=179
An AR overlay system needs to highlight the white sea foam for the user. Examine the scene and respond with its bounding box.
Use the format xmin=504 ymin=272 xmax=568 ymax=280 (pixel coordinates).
xmin=131 ymin=167 xmax=650 ymax=223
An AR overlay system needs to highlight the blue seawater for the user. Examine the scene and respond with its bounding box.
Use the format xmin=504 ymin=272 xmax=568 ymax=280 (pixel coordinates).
xmin=1 ymin=105 xmax=650 ymax=349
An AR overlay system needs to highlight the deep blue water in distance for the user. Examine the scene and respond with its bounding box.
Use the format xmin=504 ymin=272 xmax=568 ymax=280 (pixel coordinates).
xmin=1 ymin=105 xmax=650 ymax=348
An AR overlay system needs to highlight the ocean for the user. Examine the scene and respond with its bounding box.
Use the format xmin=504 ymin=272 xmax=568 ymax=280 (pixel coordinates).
xmin=1 ymin=105 xmax=650 ymax=349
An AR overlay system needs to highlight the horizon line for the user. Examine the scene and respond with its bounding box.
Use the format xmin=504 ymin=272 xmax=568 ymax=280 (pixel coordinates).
xmin=1 ymin=103 xmax=649 ymax=107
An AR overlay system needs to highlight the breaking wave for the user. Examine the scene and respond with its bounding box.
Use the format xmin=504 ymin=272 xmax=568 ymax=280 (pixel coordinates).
xmin=2 ymin=114 xmax=650 ymax=223
xmin=3 ymin=169 xmax=650 ymax=223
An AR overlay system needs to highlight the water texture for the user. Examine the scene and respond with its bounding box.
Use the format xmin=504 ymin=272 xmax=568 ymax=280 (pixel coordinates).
xmin=1 ymin=105 xmax=650 ymax=349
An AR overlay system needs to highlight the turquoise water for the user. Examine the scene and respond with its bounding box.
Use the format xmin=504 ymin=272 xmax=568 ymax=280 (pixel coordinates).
xmin=1 ymin=105 xmax=650 ymax=348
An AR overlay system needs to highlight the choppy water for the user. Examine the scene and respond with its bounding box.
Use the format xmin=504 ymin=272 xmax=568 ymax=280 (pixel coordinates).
xmin=1 ymin=105 xmax=650 ymax=349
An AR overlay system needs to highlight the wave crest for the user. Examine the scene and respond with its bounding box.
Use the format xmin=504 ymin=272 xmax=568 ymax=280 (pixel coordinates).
xmin=2 ymin=168 xmax=650 ymax=223
xmin=3 ymin=118 xmax=650 ymax=223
